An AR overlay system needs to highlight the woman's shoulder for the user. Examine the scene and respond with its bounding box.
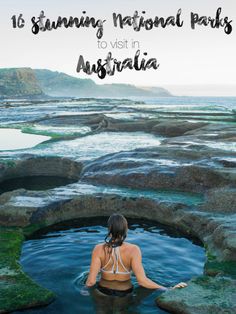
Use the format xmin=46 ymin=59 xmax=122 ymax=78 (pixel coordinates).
xmin=94 ymin=243 xmax=105 ymax=250
xmin=122 ymin=241 xmax=135 ymax=246
xmin=122 ymin=242 xmax=140 ymax=250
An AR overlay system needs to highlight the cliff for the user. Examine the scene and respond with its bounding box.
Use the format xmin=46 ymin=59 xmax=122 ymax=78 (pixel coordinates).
xmin=0 ymin=68 xmax=43 ymax=97
xmin=0 ymin=67 xmax=172 ymax=98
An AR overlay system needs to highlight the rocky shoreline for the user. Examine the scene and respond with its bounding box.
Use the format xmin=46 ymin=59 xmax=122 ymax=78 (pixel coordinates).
xmin=0 ymin=102 xmax=236 ymax=313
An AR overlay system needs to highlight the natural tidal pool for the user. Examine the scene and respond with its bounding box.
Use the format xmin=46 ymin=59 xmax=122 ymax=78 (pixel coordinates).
xmin=25 ymin=132 xmax=162 ymax=161
xmin=0 ymin=128 xmax=50 ymax=151
xmin=16 ymin=218 xmax=205 ymax=314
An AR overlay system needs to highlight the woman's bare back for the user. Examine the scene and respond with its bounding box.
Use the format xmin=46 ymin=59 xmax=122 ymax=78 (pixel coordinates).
xmin=99 ymin=242 xmax=134 ymax=290
xmin=99 ymin=242 xmax=134 ymax=280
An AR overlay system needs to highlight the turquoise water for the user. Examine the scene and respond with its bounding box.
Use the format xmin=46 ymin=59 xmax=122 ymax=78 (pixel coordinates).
xmin=16 ymin=218 xmax=205 ymax=314
xmin=0 ymin=131 xmax=162 ymax=160
xmin=53 ymin=183 xmax=204 ymax=206
xmin=26 ymin=132 xmax=162 ymax=161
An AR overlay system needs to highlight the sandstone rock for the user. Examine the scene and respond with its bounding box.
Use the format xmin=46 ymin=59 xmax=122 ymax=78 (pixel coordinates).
xmin=0 ymin=156 xmax=82 ymax=182
xmin=156 ymin=276 xmax=236 ymax=314
xmin=151 ymin=121 xmax=207 ymax=137
xmin=201 ymin=187 xmax=236 ymax=213
xmin=81 ymin=147 xmax=234 ymax=193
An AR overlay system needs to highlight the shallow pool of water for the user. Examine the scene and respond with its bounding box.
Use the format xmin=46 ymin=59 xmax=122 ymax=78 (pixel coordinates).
xmin=27 ymin=132 xmax=162 ymax=161
xmin=53 ymin=182 xmax=204 ymax=206
xmin=16 ymin=218 xmax=205 ymax=314
xmin=0 ymin=128 xmax=50 ymax=150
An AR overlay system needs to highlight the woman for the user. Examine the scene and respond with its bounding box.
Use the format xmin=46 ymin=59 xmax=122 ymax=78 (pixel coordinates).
xmin=85 ymin=213 xmax=187 ymax=296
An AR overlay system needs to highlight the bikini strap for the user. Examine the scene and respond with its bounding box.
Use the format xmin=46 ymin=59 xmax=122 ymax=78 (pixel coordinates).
xmin=112 ymin=246 xmax=118 ymax=274
xmin=101 ymin=245 xmax=131 ymax=274
xmin=116 ymin=246 xmax=130 ymax=273
xmin=101 ymin=246 xmax=115 ymax=271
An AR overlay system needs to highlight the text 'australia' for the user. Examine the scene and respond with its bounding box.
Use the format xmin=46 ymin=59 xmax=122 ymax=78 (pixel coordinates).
xmin=76 ymin=50 xmax=160 ymax=79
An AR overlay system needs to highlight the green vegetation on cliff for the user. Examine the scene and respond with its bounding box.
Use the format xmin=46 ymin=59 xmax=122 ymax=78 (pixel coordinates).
xmin=0 ymin=68 xmax=43 ymax=97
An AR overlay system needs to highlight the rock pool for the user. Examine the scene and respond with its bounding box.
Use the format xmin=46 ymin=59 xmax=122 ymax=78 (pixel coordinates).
xmin=0 ymin=128 xmax=50 ymax=150
xmin=26 ymin=132 xmax=162 ymax=161
xmin=14 ymin=218 xmax=205 ymax=314
xmin=0 ymin=97 xmax=236 ymax=313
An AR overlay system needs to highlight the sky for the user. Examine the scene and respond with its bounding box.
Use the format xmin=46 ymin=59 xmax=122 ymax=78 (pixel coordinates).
xmin=0 ymin=0 xmax=236 ymax=96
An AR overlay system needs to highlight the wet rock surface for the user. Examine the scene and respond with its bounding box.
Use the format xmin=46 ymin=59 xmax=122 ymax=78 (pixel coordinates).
xmin=0 ymin=156 xmax=82 ymax=182
xmin=201 ymin=187 xmax=236 ymax=213
xmin=35 ymin=114 xmax=208 ymax=137
xmin=156 ymin=276 xmax=236 ymax=314
xmin=80 ymin=145 xmax=236 ymax=193
xmin=0 ymin=97 xmax=236 ymax=313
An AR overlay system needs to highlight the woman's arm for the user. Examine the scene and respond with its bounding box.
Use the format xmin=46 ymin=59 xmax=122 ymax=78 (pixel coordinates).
xmin=131 ymin=245 xmax=166 ymax=289
xmin=85 ymin=245 xmax=101 ymax=287
xmin=131 ymin=245 xmax=188 ymax=290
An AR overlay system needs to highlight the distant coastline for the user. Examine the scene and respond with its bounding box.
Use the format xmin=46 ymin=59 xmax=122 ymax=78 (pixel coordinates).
xmin=0 ymin=67 xmax=171 ymax=98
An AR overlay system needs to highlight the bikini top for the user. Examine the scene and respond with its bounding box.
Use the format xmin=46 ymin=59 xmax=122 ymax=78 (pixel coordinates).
xmin=101 ymin=245 xmax=132 ymax=275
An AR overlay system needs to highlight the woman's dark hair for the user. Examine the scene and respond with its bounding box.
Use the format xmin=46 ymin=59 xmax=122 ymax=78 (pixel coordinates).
xmin=103 ymin=213 xmax=128 ymax=255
